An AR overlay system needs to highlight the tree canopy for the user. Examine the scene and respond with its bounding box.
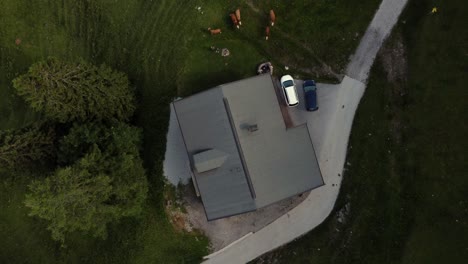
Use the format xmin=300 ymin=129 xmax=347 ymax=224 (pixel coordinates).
xmin=25 ymin=122 xmax=148 ymax=243
xmin=58 ymin=121 xmax=142 ymax=164
xmin=12 ymin=59 xmax=149 ymax=244
xmin=0 ymin=124 xmax=55 ymax=169
xmin=13 ymin=58 xmax=136 ymax=123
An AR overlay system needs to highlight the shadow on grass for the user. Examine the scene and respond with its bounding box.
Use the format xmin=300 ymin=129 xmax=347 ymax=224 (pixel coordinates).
xmin=181 ymin=70 xmax=244 ymax=97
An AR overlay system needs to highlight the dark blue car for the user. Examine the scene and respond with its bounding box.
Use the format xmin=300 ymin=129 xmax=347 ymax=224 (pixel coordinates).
xmin=303 ymin=80 xmax=318 ymax=111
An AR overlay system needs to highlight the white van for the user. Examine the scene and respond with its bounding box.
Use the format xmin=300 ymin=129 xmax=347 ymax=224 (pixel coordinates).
xmin=280 ymin=75 xmax=299 ymax=107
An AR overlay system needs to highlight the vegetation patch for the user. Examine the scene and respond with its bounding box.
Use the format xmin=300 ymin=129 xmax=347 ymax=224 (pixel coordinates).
xmin=164 ymin=182 xmax=194 ymax=233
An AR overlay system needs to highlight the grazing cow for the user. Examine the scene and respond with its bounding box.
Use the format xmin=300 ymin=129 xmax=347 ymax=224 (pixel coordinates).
xmin=270 ymin=10 xmax=276 ymax=26
xmin=208 ymin=28 xmax=222 ymax=35
xmin=265 ymin=26 xmax=270 ymax=40
xmin=235 ymin=9 xmax=242 ymax=25
xmin=230 ymin=13 xmax=239 ymax=29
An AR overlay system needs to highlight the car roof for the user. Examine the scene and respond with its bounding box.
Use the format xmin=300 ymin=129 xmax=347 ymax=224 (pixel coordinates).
xmin=305 ymin=89 xmax=317 ymax=108
xmin=285 ymin=86 xmax=298 ymax=105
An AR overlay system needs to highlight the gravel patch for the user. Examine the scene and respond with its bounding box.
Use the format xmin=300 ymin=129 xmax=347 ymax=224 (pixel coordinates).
xmin=182 ymin=185 xmax=309 ymax=252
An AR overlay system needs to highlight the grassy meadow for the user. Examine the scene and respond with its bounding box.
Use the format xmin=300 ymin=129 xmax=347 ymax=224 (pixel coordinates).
xmin=0 ymin=0 xmax=380 ymax=263
xmin=254 ymin=0 xmax=468 ymax=263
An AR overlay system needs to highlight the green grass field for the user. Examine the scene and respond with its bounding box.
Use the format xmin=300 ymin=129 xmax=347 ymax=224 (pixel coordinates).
xmin=254 ymin=0 xmax=468 ymax=263
xmin=400 ymin=0 xmax=467 ymax=262
xmin=0 ymin=0 xmax=380 ymax=263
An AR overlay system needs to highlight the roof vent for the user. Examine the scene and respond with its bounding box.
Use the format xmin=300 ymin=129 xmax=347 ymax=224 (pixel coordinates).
xmin=248 ymin=124 xmax=258 ymax=132
xmin=193 ymin=149 xmax=228 ymax=173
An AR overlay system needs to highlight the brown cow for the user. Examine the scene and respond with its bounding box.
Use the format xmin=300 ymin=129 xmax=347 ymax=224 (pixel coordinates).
xmin=208 ymin=28 xmax=222 ymax=35
xmin=270 ymin=10 xmax=276 ymax=26
xmin=230 ymin=13 xmax=239 ymax=29
xmin=235 ymin=9 xmax=242 ymax=25
xmin=265 ymin=26 xmax=270 ymax=40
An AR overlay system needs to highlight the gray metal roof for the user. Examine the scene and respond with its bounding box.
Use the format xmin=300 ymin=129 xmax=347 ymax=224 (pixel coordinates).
xmin=173 ymin=88 xmax=255 ymax=220
xmin=173 ymin=74 xmax=323 ymax=220
xmin=222 ymin=74 xmax=323 ymax=208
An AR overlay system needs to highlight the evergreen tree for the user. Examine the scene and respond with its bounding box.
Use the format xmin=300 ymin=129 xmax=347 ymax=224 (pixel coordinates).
xmin=25 ymin=145 xmax=147 ymax=243
xmin=0 ymin=124 xmax=55 ymax=169
xmin=25 ymin=147 xmax=114 ymax=243
xmin=58 ymin=121 xmax=141 ymax=165
xmin=13 ymin=58 xmax=136 ymax=123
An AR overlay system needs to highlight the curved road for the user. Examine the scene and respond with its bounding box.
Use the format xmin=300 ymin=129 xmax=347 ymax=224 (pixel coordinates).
xmin=202 ymin=0 xmax=408 ymax=263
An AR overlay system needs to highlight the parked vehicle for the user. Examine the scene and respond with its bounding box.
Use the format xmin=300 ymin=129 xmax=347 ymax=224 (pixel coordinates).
xmin=280 ymin=75 xmax=299 ymax=107
xmin=303 ymin=80 xmax=318 ymax=111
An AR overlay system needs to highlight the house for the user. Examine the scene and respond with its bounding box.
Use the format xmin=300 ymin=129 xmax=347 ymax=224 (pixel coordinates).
xmin=172 ymin=74 xmax=324 ymax=220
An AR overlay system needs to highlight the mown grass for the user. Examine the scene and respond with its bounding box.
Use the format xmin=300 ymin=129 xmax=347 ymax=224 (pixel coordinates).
xmin=246 ymin=0 xmax=381 ymax=72
xmin=179 ymin=0 xmax=381 ymax=88
xmin=0 ymin=0 xmax=380 ymax=263
xmin=0 ymin=1 xmax=209 ymax=263
xmin=400 ymin=0 xmax=467 ymax=262
xmin=0 ymin=172 xmax=58 ymax=263
xmin=254 ymin=0 xmax=468 ymax=263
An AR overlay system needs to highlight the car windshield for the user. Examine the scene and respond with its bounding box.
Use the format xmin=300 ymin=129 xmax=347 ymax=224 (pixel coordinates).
xmin=304 ymin=85 xmax=316 ymax=92
xmin=283 ymin=80 xmax=294 ymax=87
